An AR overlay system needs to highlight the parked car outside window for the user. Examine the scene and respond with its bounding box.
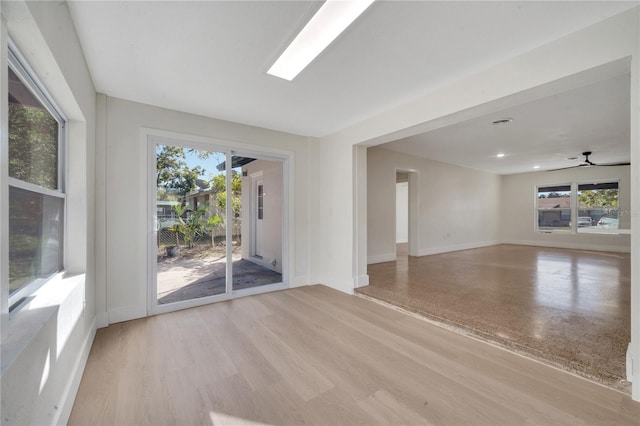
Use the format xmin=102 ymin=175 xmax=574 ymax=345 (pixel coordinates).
xmin=577 ymin=217 xmax=593 ymax=227
xmin=597 ymin=216 xmax=619 ymax=229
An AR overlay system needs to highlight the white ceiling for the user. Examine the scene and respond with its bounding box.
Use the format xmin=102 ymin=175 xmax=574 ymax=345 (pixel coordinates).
xmin=67 ymin=1 xmax=637 ymax=174
xmin=381 ymin=73 xmax=631 ymax=175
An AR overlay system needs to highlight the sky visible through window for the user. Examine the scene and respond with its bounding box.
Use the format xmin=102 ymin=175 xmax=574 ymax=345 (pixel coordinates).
xmin=182 ymin=149 xmax=241 ymax=181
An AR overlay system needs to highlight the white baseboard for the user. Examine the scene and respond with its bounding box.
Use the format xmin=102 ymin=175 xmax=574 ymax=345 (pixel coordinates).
xmin=96 ymin=311 xmax=109 ymax=329
xmin=501 ymin=239 xmax=630 ymax=253
xmin=291 ymin=275 xmax=310 ymax=288
xmin=367 ymin=253 xmax=396 ymax=264
xmin=627 ymin=342 xmax=633 ymax=383
xmin=353 ymin=274 xmax=369 ymax=288
xmin=417 ymin=240 xmax=500 ymax=257
xmin=108 ymin=304 xmax=146 ymax=324
xmin=57 ymin=316 xmax=97 ymax=425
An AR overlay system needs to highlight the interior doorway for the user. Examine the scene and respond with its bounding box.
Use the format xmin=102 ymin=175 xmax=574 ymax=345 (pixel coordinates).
xmin=396 ymin=172 xmax=409 ymax=259
xmin=395 ymin=170 xmax=417 ymax=258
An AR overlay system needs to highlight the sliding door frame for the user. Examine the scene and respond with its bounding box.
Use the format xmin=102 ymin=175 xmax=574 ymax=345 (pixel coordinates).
xmin=144 ymin=128 xmax=293 ymax=316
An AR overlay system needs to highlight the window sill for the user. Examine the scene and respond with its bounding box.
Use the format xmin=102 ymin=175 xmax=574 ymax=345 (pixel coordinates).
xmin=1 ymin=272 xmax=85 ymax=376
xmin=538 ymin=229 xmax=630 ymax=236
xmin=577 ymin=228 xmax=631 ymax=235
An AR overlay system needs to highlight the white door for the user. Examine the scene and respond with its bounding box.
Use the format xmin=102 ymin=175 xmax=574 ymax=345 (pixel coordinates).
xmin=254 ymin=180 xmax=264 ymax=258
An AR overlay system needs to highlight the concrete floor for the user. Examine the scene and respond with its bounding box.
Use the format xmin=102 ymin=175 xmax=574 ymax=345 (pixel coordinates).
xmin=157 ymin=250 xmax=282 ymax=304
xmin=359 ymin=244 xmax=631 ymax=393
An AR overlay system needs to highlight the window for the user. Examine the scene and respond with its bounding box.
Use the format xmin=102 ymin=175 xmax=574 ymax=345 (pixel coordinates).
xmin=577 ymin=182 xmax=619 ymax=231
xmin=537 ymin=185 xmax=571 ymax=231
xmin=7 ymin=47 xmax=66 ymax=307
xmin=536 ymin=181 xmax=621 ymax=234
xmin=257 ymin=183 xmax=264 ymax=220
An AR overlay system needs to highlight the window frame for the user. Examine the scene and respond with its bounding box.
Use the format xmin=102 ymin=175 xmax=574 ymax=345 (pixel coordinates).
xmin=576 ymin=180 xmax=620 ymax=232
xmin=535 ymin=179 xmax=622 ymax=235
xmin=6 ymin=41 xmax=67 ymax=309
xmin=536 ymin=182 xmax=573 ymax=233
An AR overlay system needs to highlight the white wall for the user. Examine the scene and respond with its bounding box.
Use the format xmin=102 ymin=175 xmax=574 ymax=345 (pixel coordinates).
xmin=309 ymin=137 xmax=355 ymax=293
xmin=241 ymin=159 xmax=283 ymax=273
xmin=368 ymin=147 xmax=501 ymax=263
xmin=314 ymin=7 xmax=639 ymax=398
xmin=0 ymin=1 xmax=97 ymax=424
xmin=395 ymin=182 xmax=408 ymax=244
xmin=501 ymin=166 xmax=631 ymax=252
xmin=99 ymin=96 xmax=310 ymax=324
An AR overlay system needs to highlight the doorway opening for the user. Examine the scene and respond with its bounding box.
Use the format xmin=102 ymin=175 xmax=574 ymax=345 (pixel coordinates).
xmin=396 ymin=172 xmax=409 ymax=259
xmin=395 ymin=169 xmax=417 ymax=259
xmin=148 ymin=135 xmax=289 ymax=315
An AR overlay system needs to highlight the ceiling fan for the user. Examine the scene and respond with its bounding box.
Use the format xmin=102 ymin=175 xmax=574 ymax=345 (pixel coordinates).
xmin=549 ymin=151 xmax=630 ymax=171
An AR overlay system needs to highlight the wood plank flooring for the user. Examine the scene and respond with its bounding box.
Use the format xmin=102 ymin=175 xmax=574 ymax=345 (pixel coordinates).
xmin=69 ymin=285 xmax=639 ymax=425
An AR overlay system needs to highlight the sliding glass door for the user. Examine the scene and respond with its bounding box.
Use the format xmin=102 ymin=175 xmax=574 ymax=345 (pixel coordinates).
xmin=149 ymin=137 xmax=287 ymax=313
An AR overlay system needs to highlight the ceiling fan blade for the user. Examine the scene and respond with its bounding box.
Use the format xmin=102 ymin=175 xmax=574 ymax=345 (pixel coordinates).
xmin=546 ymin=164 xmax=589 ymax=172
xmin=598 ymin=162 xmax=630 ymax=166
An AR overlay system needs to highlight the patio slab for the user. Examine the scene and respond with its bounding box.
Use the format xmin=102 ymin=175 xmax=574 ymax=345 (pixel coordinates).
xmin=157 ymin=254 xmax=282 ymax=304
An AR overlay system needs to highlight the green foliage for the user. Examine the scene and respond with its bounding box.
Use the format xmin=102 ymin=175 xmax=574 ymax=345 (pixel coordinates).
xmin=579 ymin=189 xmax=618 ymax=208
xmin=8 ymin=103 xmax=59 ymax=190
xmin=157 ymin=188 xmax=179 ymax=202
xmin=208 ymin=214 xmax=223 ymax=227
xmin=546 ymin=192 xmax=568 ymax=198
xmin=169 ymin=204 xmax=207 ymax=248
xmin=211 ymin=171 xmax=241 ymax=217
xmin=156 ymin=145 xmax=204 ymax=196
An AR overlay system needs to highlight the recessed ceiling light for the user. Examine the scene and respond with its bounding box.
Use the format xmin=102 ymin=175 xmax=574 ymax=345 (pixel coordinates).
xmin=491 ymin=118 xmax=513 ymax=126
xmin=533 ymin=165 xmax=540 ymax=169
xmin=267 ymin=0 xmax=375 ymax=81
xmin=496 ymin=153 xmax=505 ymax=158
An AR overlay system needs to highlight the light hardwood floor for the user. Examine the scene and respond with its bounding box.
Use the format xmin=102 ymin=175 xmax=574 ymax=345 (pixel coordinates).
xmin=69 ymin=285 xmax=639 ymax=425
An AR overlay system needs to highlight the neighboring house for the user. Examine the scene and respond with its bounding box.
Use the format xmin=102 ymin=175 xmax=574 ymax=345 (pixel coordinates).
xmin=156 ymin=200 xmax=180 ymax=226
xmin=184 ymin=189 xmax=212 ymax=214
xmin=538 ymin=196 xmax=571 ymax=228
xmin=537 ymin=197 xmax=571 ymax=209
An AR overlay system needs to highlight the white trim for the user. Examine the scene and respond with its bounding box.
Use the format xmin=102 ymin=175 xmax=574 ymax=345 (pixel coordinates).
xmin=367 ymin=253 xmax=396 ymax=264
xmin=233 ymin=282 xmax=286 ymax=298
xmin=225 ymin=151 xmax=232 ymax=296
xmin=536 ymin=179 xmax=624 ymax=235
xmin=417 ymin=240 xmax=501 ymax=257
xmin=151 ymin=282 xmax=287 ymax=317
xmin=142 ymin=127 xmax=293 ymax=161
xmin=5 ymin=41 xmax=68 ymax=315
xmin=7 ymin=39 xmax=66 ymax=125
xmin=146 ymin=137 xmax=157 ymax=316
xmin=56 ymin=316 xmax=96 ymax=425
xmin=108 ymin=303 xmax=147 ymax=325
xmin=501 ymin=239 xmax=631 ymax=254
xmin=353 ymin=274 xmax=369 ymax=288
xmin=96 ymin=311 xmax=109 ymax=329
xmin=143 ymin=127 xmax=294 ymax=318
xmin=7 ymin=177 xmax=65 ymax=199
xmin=1 ymin=15 xmax=9 ymax=343
xmin=8 ymin=39 xmax=67 ymax=197
xmin=627 ymin=343 xmax=633 ymax=382
xmin=292 ymin=275 xmax=310 ymax=287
